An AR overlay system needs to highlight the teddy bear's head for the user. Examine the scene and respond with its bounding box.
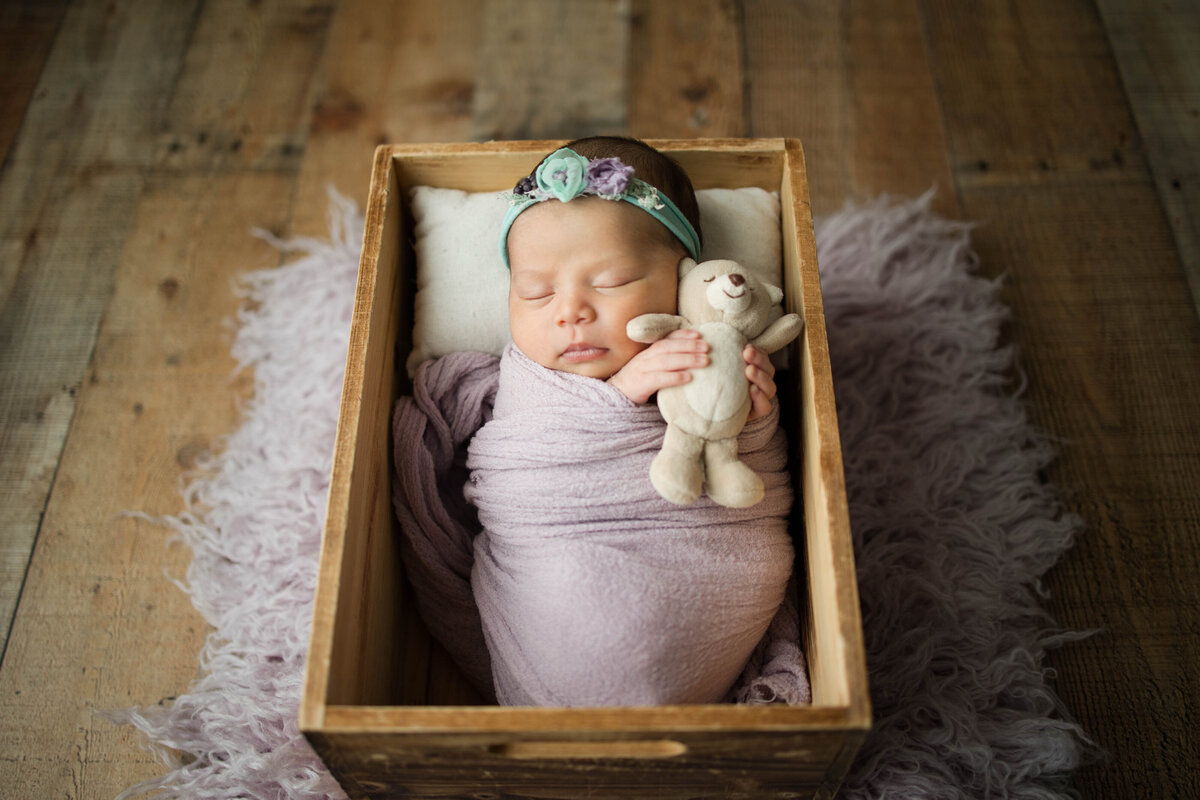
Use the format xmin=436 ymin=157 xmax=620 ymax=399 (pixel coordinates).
xmin=676 ymin=258 xmax=784 ymax=338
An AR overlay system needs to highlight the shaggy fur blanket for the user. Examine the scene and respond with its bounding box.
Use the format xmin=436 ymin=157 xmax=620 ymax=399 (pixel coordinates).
xmin=110 ymin=190 xmax=1092 ymax=799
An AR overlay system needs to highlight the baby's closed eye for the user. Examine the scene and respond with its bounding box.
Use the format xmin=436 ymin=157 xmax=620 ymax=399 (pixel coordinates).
xmin=514 ymin=282 xmax=554 ymax=301
xmin=594 ymin=273 xmax=643 ymax=291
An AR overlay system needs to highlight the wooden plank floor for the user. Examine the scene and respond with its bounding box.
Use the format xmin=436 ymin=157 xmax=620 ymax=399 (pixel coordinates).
xmin=1 ymin=1 xmax=1196 ymax=797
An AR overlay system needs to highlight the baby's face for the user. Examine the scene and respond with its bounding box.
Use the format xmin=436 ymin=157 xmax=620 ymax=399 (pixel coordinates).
xmin=507 ymin=198 xmax=681 ymax=380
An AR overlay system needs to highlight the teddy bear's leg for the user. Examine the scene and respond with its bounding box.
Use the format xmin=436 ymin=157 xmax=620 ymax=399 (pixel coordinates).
xmin=703 ymin=437 xmax=764 ymax=508
xmin=650 ymin=423 xmax=705 ymax=505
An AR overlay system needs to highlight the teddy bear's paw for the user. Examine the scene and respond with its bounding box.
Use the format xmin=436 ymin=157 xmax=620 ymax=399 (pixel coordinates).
xmin=706 ymin=461 xmax=764 ymax=508
xmin=650 ymin=450 xmax=703 ymax=505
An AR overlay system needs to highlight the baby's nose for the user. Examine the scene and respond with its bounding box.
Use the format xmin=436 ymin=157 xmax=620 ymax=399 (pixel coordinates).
xmin=555 ymin=295 xmax=595 ymax=325
xmin=727 ymin=273 xmax=745 ymax=287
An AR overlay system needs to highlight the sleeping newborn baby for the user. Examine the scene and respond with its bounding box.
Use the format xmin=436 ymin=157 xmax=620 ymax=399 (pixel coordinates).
xmin=464 ymin=137 xmax=795 ymax=706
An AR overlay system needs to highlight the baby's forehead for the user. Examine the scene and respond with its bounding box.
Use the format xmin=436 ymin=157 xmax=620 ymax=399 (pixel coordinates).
xmin=508 ymin=198 xmax=680 ymax=261
xmin=509 ymin=196 xmax=640 ymax=234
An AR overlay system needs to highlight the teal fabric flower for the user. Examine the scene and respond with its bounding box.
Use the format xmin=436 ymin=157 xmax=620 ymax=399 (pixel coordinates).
xmin=536 ymin=148 xmax=589 ymax=202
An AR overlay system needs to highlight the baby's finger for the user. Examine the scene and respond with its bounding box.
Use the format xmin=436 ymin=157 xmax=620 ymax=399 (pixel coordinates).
xmin=653 ymin=334 xmax=708 ymax=355
xmin=641 ymin=338 xmax=708 ymax=369
xmin=743 ymin=344 xmax=775 ymax=375
xmin=664 ymin=327 xmax=702 ymax=340
xmin=747 ymin=383 xmax=772 ymax=421
xmin=648 ymin=368 xmax=694 ymax=388
xmin=640 ymin=352 xmax=707 ymax=378
xmin=625 ymin=367 xmax=692 ymax=404
xmin=746 ymin=363 xmax=777 ymax=398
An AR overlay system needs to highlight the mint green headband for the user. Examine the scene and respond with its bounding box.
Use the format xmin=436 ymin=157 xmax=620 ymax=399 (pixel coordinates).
xmin=499 ymin=147 xmax=701 ymax=268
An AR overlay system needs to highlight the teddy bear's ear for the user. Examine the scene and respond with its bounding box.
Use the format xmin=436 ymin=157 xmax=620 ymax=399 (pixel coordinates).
xmin=766 ymin=283 xmax=784 ymax=306
xmin=678 ymin=257 xmax=699 ymax=278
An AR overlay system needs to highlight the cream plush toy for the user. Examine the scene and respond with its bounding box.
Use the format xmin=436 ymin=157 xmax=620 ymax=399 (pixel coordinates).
xmin=627 ymin=258 xmax=804 ymax=508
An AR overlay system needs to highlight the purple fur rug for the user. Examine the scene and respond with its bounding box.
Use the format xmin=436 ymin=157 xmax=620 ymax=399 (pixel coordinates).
xmin=110 ymin=191 xmax=1093 ymax=799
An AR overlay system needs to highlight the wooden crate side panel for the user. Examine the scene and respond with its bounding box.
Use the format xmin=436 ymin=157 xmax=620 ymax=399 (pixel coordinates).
xmin=668 ymin=149 xmax=785 ymax=190
xmin=385 ymin=139 xmax=790 ymax=194
xmin=333 ymin=151 xmax=408 ymax=708
xmin=308 ymin=728 xmax=852 ymax=800
xmin=301 ymin=147 xmax=394 ymax=728
xmin=321 ymin=702 xmax=856 ymax=731
xmin=813 ymin=728 xmax=870 ymax=800
xmin=303 ymin=147 xmax=406 ymax=720
xmin=780 ymin=142 xmax=867 ymax=721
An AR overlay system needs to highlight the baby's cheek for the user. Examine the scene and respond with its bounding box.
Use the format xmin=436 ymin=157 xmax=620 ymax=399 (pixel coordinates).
xmin=614 ymin=337 xmax=650 ymax=368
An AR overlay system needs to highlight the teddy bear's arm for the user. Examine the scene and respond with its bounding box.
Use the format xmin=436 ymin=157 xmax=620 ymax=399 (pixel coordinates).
xmin=626 ymin=313 xmax=688 ymax=343
xmin=750 ymin=313 xmax=804 ymax=354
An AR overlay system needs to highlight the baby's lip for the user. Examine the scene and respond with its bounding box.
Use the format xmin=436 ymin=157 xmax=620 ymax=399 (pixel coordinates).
xmin=561 ymin=342 xmax=608 ymax=362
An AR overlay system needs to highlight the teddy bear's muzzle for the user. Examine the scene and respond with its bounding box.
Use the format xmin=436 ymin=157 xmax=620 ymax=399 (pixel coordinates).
xmin=707 ymin=274 xmax=752 ymax=312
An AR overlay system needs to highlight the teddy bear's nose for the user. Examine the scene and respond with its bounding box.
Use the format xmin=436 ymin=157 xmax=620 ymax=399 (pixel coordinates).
xmin=727 ymin=273 xmax=745 ymax=287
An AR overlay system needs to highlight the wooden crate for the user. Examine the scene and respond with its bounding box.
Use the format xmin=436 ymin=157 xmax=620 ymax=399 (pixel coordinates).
xmin=300 ymin=139 xmax=869 ymax=799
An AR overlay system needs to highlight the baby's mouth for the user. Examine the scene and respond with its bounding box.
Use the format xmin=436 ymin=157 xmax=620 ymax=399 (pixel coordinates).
xmin=561 ymin=343 xmax=608 ymax=362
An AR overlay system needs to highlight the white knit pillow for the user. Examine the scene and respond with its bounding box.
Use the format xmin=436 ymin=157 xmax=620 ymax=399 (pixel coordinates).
xmin=406 ymin=186 xmax=782 ymax=376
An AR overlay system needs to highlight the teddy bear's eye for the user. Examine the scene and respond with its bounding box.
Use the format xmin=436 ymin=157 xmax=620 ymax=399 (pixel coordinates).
xmin=703 ymin=276 xmax=716 ymax=283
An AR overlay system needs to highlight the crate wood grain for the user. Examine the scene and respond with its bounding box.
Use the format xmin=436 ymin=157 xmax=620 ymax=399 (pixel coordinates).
xmin=300 ymin=138 xmax=869 ymax=800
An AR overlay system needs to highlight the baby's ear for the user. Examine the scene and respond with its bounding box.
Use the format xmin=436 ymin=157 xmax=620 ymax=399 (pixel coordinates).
xmin=678 ymin=257 xmax=699 ymax=278
xmin=766 ymin=283 xmax=784 ymax=306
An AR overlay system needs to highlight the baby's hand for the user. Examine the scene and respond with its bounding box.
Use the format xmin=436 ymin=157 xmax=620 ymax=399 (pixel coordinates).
xmin=744 ymin=344 xmax=778 ymax=422
xmin=608 ymin=329 xmax=708 ymax=405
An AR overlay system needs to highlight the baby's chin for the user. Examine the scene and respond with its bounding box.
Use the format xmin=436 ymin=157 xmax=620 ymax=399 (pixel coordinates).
xmin=553 ymin=358 xmax=620 ymax=381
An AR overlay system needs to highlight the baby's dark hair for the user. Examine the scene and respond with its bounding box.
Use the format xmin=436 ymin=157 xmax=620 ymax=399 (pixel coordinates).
xmin=561 ymin=136 xmax=703 ymax=247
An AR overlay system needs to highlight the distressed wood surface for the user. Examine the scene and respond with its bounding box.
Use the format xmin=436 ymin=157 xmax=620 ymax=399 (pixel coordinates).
xmin=0 ymin=0 xmax=1197 ymax=797
xmin=470 ymin=0 xmax=631 ymax=142
xmin=0 ymin=0 xmax=70 ymax=169
xmin=627 ymin=0 xmax=745 ymax=139
xmin=1096 ymin=0 xmax=1200 ymax=315
xmin=287 ymin=0 xmax=480 ymax=238
xmin=0 ymin=0 xmax=327 ymax=796
xmin=743 ymin=0 xmax=957 ymax=217
xmin=0 ymin=0 xmax=202 ymax=661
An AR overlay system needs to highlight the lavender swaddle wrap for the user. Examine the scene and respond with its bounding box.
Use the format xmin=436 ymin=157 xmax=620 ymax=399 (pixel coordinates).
xmin=392 ymin=344 xmax=809 ymax=707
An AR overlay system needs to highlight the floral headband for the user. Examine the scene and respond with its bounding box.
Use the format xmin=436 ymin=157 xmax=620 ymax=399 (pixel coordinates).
xmin=499 ymin=147 xmax=702 ymax=268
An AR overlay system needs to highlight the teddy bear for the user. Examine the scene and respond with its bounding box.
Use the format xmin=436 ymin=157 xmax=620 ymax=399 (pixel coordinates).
xmin=627 ymin=258 xmax=804 ymax=508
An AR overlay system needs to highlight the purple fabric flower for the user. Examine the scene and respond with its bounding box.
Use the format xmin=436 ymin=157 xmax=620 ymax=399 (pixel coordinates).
xmin=586 ymin=157 xmax=634 ymax=198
